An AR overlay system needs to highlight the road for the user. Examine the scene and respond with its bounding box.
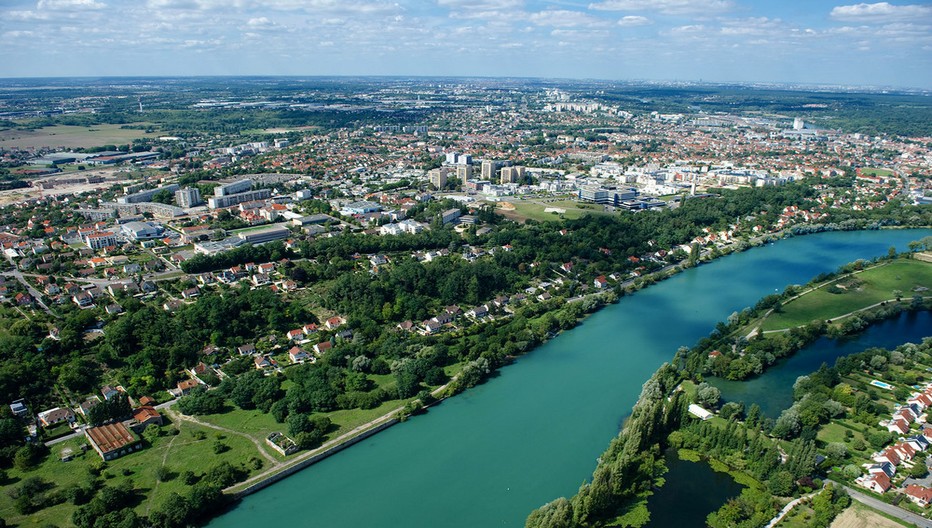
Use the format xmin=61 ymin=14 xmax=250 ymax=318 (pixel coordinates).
xmin=45 ymin=397 xmax=178 ymax=447
xmin=1 ymin=269 xmax=54 ymax=315
xmin=842 ymin=484 xmax=932 ymax=528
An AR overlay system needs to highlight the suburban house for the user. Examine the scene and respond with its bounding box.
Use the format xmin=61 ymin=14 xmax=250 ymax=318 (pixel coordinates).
xmin=78 ymin=396 xmax=101 ymax=417
xmin=859 ymin=472 xmax=892 ymax=494
xmin=288 ymin=347 xmax=310 ymax=364
xmin=904 ymin=485 xmax=932 ymax=507
xmin=101 ymin=385 xmax=120 ymax=401
xmin=237 ymin=344 xmax=256 ymax=356
xmin=130 ymin=406 xmax=163 ymax=432
xmin=325 ymin=316 xmax=345 ymax=330
xmin=177 ymin=379 xmax=200 ymax=395
xmin=254 ymin=355 xmax=277 ymax=370
xmin=85 ymin=422 xmax=143 ymax=461
xmin=313 ymin=341 xmax=332 ymax=355
xmin=37 ymin=407 xmax=75 ymax=427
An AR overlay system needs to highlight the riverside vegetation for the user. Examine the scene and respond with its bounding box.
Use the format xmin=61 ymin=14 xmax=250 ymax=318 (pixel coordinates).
xmin=1 ymin=179 xmax=930 ymax=527
xmin=526 ymin=254 xmax=932 ymax=528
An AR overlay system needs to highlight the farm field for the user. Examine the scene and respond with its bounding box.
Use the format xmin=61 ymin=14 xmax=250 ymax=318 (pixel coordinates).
xmin=0 ymin=124 xmax=158 ymax=150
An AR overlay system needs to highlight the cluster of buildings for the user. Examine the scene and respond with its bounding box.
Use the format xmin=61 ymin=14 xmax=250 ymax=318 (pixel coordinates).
xmin=12 ymin=386 xmax=163 ymax=462
xmin=856 ymin=383 xmax=932 ymax=506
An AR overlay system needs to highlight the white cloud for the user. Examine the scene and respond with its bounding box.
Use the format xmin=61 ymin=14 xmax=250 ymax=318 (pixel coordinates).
xmin=618 ymin=15 xmax=651 ymax=27
xmin=529 ymin=10 xmax=607 ymax=28
xmin=437 ymin=0 xmax=523 ymax=8
xmin=245 ymin=17 xmax=286 ymax=31
xmin=589 ymin=0 xmax=732 ymax=16
xmin=146 ymin=0 xmax=200 ymax=9
xmin=37 ymin=0 xmax=106 ymax=10
xmin=830 ymin=2 xmax=932 ymax=23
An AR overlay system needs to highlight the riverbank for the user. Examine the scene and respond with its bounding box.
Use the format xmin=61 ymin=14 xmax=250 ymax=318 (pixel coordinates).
xmin=209 ymin=228 xmax=932 ymax=528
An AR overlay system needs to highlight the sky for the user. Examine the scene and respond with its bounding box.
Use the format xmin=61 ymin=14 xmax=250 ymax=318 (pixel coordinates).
xmin=1 ymin=0 xmax=931 ymax=88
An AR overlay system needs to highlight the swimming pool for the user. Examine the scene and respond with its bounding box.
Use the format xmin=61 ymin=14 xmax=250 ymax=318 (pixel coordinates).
xmin=871 ymin=380 xmax=894 ymax=390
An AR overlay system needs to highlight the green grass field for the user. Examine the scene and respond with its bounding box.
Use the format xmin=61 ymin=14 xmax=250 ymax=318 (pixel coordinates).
xmin=0 ymin=419 xmax=262 ymax=528
xmin=860 ymin=168 xmax=895 ymax=177
xmin=0 ymin=124 xmax=159 ymax=150
xmin=498 ymin=199 xmax=607 ymax=223
xmin=760 ymin=259 xmax=932 ymax=331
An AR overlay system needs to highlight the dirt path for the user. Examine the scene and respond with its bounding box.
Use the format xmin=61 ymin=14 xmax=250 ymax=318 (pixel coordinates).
xmin=145 ymin=432 xmax=181 ymax=515
xmin=166 ymin=409 xmax=280 ymax=466
xmin=743 ymin=263 xmax=890 ymax=339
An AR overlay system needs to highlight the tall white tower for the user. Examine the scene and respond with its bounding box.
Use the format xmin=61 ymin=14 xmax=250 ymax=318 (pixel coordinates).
xmin=793 ymin=117 xmax=804 ymax=130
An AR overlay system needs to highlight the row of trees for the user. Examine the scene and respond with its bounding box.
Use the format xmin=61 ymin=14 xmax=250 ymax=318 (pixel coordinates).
xmin=526 ymin=364 xmax=688 ymax=528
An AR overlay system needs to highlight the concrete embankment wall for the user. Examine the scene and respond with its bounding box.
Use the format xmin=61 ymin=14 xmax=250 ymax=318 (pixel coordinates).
xmin=234 ymin=418 xmax=400 ymax=498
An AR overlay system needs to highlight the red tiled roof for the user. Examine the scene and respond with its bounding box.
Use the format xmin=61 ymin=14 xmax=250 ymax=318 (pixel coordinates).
xmin=86 ymin=422 xmax=137 ymax=453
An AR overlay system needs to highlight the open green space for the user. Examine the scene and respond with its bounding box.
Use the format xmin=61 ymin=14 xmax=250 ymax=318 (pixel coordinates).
xmin=497 ymin=199 xmax=608 ymax=223
xmin=760 ymin=259 xmax=932 ymax=331
xmin=0 ymin=124 xmax=159 ymax=150
xmin=860 ymin=168 xmax=895 ymax=177
xmin=0 ymin=419 xmax=262 ymax=528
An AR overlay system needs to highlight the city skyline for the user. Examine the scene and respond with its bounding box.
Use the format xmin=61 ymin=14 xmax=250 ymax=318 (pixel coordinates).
xmin=1 ymin=0 xmax=931 ymax=88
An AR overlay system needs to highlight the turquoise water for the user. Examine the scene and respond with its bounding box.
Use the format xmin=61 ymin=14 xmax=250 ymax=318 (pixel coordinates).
xmin=714 ymin=310 xmax=932 ymax=418
xmin=210 ymin=229 xmax=932 ymax=528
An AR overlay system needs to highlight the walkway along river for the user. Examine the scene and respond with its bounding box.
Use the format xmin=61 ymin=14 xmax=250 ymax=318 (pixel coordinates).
xmin=209 ymin=229 xmax=932 ymax=528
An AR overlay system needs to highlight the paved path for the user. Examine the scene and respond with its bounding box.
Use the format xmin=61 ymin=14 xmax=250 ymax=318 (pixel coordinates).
xmin=1 ymin=269 xmax=54 ymax=315
xmin=764 ymin=486 xmax=824 ymax=528
xmin=842 ymin=484 xmax=932 ymax=528
xmin=226 ymin=379 xmax=456 ymax=493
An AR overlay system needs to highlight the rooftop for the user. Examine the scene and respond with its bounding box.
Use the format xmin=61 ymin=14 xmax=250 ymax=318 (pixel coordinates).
xmin=85 ymin=422 xmax=138 ymax=454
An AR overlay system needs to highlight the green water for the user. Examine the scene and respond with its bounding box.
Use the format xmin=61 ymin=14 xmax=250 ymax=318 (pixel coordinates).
xmin=645 ymin=450 xmax=746 ymax=528
xmin=210 ymin=229 xmax=932 ymax=528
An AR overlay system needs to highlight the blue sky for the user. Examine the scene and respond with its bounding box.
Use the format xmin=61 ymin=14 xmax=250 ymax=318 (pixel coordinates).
xmin=1 ymin=0 xmax=930 ymax=88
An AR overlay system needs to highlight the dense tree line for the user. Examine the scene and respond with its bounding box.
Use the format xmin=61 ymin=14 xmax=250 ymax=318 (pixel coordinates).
xmin=526 ymin=364 xmax=688 ymax=528
xmin=681 ymin=255 xmax=932 ymax=381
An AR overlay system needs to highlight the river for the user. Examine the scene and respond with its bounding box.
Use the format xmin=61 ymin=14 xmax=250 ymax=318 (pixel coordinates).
xmin=715 ymin=310 xmax=932 ymax=418
xmin=210 ymin=229 xmax=932 ymax=528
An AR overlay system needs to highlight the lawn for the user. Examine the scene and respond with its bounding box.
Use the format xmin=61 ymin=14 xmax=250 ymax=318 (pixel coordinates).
xmin=0 ymin=124 xmax=159 ymax=150
xmin=498 ymin=199 xmax=605 ymax=223
xmin=860 ymin=168 xmax=895 ymax=178
xmin=761 ymin=259 xmax=932 ymax=331
xmin=0 ymin=419 xmax=262 ymax=528
xmin=816 ymin=421 xmax=864 ymax=446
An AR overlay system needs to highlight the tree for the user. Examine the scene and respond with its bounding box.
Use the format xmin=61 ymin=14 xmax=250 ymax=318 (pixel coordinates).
xmin=143 ymin=423 xmax=162 ymax=444
xmin=87 ymin=393 xmax=132 ymax=426
xmin=911 ymin=455 xmax=929 ymax=478
xmin=151 ymin=189 xmax=174 ymax=205
xmin=525 ymin=497 xmax=574 ymax=528
xmin=772 ymin=408 xmax=801 ymax=439
xmin=825 ymin=442 xmax=847 ymax=462
xmin=768 ymin=470 xmax=795 ymax=496
xmin=696 ymin=383 xmax=721 ymax=408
